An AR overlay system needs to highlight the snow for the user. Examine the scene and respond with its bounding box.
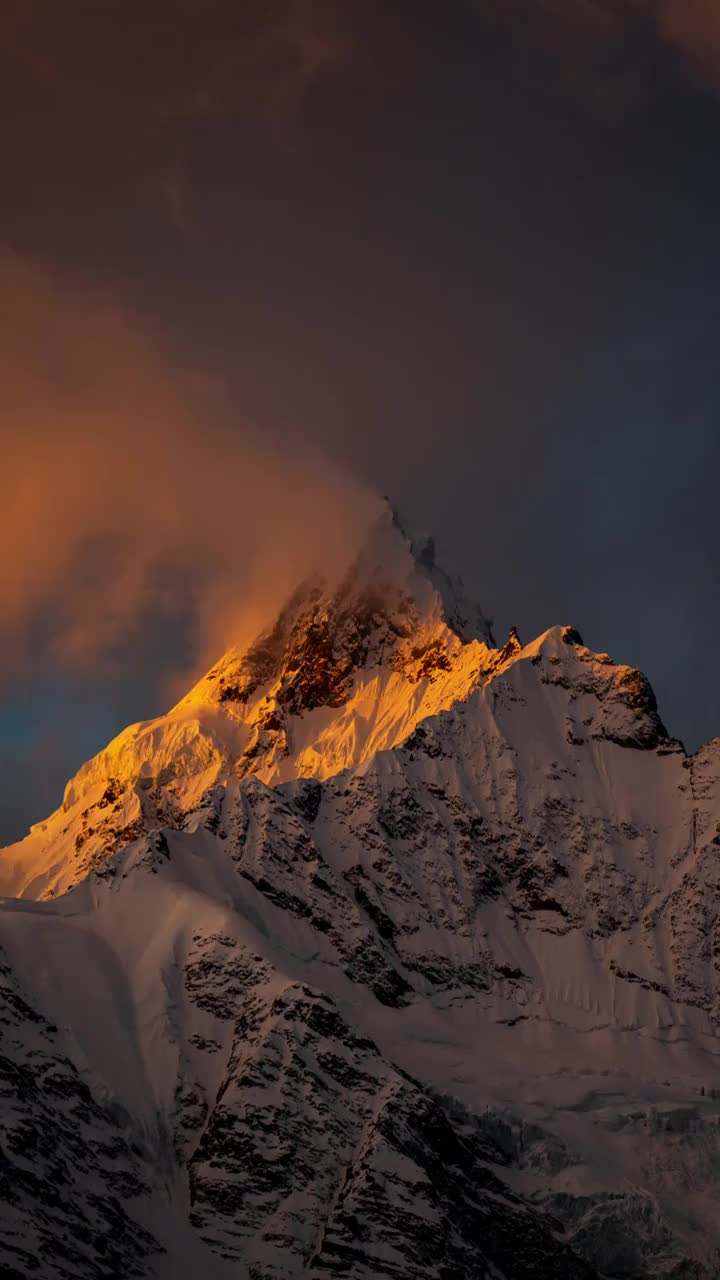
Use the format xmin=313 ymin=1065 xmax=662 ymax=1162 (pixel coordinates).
xmin=0 ymin=511 xmax=498 ymax=902
xmin=2 ymin=512 xmax=720 ymax=1277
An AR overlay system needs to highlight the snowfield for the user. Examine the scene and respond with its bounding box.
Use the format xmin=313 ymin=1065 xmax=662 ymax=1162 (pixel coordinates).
xmin=2 ymin=507 xmax=720 ymax=1279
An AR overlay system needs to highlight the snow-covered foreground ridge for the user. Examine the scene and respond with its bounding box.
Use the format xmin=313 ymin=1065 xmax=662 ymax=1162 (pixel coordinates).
xmin=3 ymin=506 xmax=720 ymax=1279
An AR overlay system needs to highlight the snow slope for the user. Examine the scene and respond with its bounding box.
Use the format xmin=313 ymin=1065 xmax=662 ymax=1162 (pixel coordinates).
xmin=2 ymin=508 xmax=720 ymax=1278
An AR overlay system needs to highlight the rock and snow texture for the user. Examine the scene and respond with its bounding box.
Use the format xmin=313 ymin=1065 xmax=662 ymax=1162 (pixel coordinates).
xmin=0 ymin=508 xmax=497 ymax=904
xmin=2 ymin=507 xmax=720 ymax=1278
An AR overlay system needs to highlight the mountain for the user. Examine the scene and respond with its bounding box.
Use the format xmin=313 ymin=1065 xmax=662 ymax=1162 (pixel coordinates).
xmin=0 ymin=509 xmax=497 ymax=903
xmin=2 ymin=505 xmax=720 ymax=1279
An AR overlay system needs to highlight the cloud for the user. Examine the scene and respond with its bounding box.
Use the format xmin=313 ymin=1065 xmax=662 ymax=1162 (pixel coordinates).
xmin=3 ymin=0 xmax=354 ymax=124
xmin=487 ymin=0 xmax=720 ymax=110
xmin=0 ymin=246 xmax=379 ymax=689
xmin=657 ymin=0 xmax=720 ymax=90
xmin=151 ymin=159 xmax=194 ymax=237
xmin=0 ymin=1 xmax=356 ymax=230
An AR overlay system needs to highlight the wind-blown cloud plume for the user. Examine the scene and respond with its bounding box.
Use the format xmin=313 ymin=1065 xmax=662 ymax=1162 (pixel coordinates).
xmin=0 ymin=247 xmax=379 ymax=686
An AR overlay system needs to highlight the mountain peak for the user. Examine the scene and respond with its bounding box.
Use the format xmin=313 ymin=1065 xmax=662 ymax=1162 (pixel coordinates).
xmin=348 ymin=500 xmax=496 ymax=646
xmin=188 ymin=502 xmax=495 ymax=713
xmin=0 ymin=507 xmax=674 ymax=905
xmin=0 ymin=510 xmax=499 ymax=899
xmin=5 ymin=509 xmax=718 ymax=1278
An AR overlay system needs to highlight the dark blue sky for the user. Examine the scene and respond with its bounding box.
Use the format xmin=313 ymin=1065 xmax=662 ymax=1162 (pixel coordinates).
xmin=2 ymin=1 xmax=720 ymax=842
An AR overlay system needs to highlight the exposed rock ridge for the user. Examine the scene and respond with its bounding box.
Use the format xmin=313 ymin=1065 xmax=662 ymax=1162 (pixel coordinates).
xmin=0 ymin=509 xmax=499 ymax=900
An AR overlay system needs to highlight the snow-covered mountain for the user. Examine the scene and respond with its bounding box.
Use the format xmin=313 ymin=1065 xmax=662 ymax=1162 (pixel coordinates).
xmin=3 ymin=505 xmax=720 ymax=1279
xmin=0 ymin=509 xmax=497 ymax=903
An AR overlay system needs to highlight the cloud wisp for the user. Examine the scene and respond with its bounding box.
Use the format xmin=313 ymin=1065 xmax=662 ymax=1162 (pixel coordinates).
xmin=1 ymin=1 xmax=357 ymax=232
xmin=486 ymin=0 xmax=720 ymax=112
xmin=0 ymin=247 xmax=379 ymax=690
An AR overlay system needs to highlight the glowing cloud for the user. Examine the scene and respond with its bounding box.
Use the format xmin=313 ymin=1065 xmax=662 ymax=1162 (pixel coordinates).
xmin=0 ymin=247 xmax=380 ymax=685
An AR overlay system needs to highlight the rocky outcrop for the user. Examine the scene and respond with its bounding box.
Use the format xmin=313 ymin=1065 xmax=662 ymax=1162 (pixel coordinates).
xmin=0 ymin=948 xmax=161 ymax=1280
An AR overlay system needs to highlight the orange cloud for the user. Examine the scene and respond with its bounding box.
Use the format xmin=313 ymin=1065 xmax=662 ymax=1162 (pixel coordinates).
xmin=0 ymin=247 xmax=379 ymax=684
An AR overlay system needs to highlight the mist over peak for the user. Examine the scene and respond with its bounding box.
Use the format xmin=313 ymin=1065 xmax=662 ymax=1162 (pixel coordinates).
xmin=0 ymin=247 xmax=380 ymax=683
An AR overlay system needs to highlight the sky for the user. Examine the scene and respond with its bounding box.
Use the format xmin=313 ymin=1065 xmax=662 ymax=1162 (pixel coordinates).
xmin=2 ymin=0 xmax=720 ymax=842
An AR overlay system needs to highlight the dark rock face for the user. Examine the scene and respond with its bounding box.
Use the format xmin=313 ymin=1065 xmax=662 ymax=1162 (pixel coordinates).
xmin=0 ymin=949 xmax=161 ymax=1280
xmin=183 ymin=978 xmax=596 ymax=1280
xmin=601 ymin=667 xmax=670 ymax=750
xmin=223 ymin=780 xmax=415 ymax=1007
xmin=561 ymin=627 xmax=585 ymax=647
xmin=209 ymin=573 xmax=418 ymax=719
